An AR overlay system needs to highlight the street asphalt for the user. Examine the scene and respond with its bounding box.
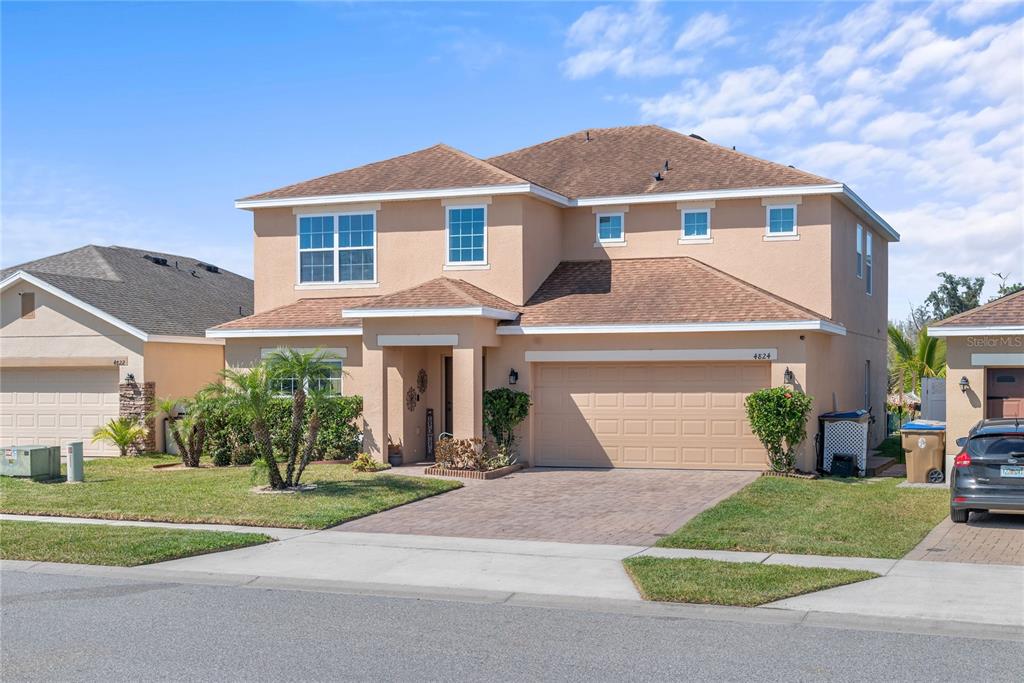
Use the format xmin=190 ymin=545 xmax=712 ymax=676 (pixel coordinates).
xmin=2 ymin=570 xmax=1022 ymax=682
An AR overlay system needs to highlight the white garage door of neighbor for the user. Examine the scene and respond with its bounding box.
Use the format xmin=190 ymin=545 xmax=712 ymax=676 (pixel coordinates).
xmin=534 ymin=362 xmax=770 ymax=470
xmin=0 ymin=367 xmax=120 ymax=457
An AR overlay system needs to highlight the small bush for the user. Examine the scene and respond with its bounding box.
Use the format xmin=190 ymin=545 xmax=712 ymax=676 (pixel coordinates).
xmin=434 ymin=437 xmax=496 ymax=471
xmin=351 ymin=452 xmax=390 ymax=473
xmin=211 ymin=448 xmax=232 ymax=467
xmin=744 ymin=387 xmax=814 ymax=472
xmin=482 ymin=389 xmax=531 ymax=452
xmin=249 ymin=459 xmax=269 ymax=486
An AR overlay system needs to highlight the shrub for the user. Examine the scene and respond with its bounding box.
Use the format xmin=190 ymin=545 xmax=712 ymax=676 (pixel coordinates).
xmin=312 ymin=396 xmax=363 ymax=460
xmin=351 ymin=452 xmax=390 ymax=472
xmin=744 ymin=387 xmax=814 ymax=472
xmin=435 ymin=437 xmax=491 ymax=471
xmin=482 ymin=389 xmax=531 ymax=452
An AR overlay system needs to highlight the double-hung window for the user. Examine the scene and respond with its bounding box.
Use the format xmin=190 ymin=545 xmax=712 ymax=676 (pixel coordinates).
xmin=681 ymin=210 xmax=710 ymax=240
xmin=298 ymin=212 xmax=376 ymax=284
xmin=262 ymin=348 xmax=345 ymax=396
xmin=766 ymin=205 xmax=797 ymax=236
xmin=856 ymin=224 xmax=864 ymax=278
xmin=447 ymin=206 xmax=487 ymax=265
xmin=595 ymin=213 xmax=625 ymax=244
xmin=865 ymin=231 xmax=873 ymax=295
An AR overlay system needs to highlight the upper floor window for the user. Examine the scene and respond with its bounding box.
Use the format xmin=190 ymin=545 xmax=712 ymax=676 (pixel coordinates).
xmin=856 ymin=224 xmax=864 ymax=278
xmin=681 ymin=210 xmax=710 ymax=240
xmin=297 ymin=213 xmax=376 ymax=284
xmin=865 ymin=231 xmax=873 ymax=295
xmin=766 ymin=205 xmax=797 ymax=236
xmin=596 ymin=213 xmax=625 ymax=244
xmin=447 ymin=206 xmax=487 ymax=264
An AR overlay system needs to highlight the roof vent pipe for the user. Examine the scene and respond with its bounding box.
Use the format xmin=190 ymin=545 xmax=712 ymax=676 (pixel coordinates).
xmin=585 ymin=130 xmax=591 ymax=142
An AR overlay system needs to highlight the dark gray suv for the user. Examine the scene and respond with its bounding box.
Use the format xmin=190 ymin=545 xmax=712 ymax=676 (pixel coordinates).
xmin=950 ymin=419 xmax=1024 ymax=523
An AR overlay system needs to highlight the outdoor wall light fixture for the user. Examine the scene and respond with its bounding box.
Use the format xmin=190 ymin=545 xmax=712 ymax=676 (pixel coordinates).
xmin=508 ymin=368 xmax=519 ymax=386
xmin=125 ymin=373 xmax=136 ymax=384
xmin=959 ymin=376 xmax=970 ymax=393
xmin=783 ymin=367 xmax=795 ymax=385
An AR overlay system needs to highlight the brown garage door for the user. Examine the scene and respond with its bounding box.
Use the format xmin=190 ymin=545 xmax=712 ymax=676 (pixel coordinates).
xmin=533 ymin=362 xmax=769 ymax=470
xmin=0 ymin=367 xmax=120 ymax=457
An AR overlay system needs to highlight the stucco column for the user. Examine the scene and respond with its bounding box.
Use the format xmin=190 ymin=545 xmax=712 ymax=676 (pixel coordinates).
xmin=362 ymin=345 xmax=398 ymax=462
xmin=452 ymin=345 xmax=483 ymax=440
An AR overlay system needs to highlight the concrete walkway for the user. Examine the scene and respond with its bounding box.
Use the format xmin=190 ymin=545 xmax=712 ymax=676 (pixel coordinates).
xmin=4 ymin=513 xmax=1022 ymax=628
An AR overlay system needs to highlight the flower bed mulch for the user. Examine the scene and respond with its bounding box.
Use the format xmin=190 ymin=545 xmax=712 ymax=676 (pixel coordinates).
xmin=760 ymin=469 xmax=819 ymax=480
xmin=154 ymin=458 xmax=354 ymax=471
xmin=423 ymin=463 xmax=524 ymax=480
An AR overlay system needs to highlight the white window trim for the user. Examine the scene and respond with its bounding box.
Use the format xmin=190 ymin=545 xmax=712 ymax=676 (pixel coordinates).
xmin=595 ymin=212 xmax=626 ymax=246
xmin=444 ymin=204 xmax=488 ymax=266
xmin=764 ymin=204 xmax=798 ymax=237
xmin=856 ymin=224 xmax=864 ymax=279
xmin=295 ymin=210 xmax=378 ymax=286
xmin=865 ymin=231 xmax=873 ymax=296
xmin=679 ymin=208 xmax=712 ymax=242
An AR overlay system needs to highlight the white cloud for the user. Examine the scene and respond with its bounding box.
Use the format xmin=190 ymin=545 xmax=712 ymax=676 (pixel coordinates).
xmin=949 ymin=0 xmax=1021 ymax=24
xmin=674 ymin=12 xmax=731 ymax=51
xmin=568 ymin=0 xmax=1024 ymax=315
xmin=562 ymin=2 xmax=730 ymax=79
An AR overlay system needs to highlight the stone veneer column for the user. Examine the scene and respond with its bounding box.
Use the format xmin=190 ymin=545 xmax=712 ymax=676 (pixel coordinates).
xmin=119 ymin=381 xmax=156 ymax=454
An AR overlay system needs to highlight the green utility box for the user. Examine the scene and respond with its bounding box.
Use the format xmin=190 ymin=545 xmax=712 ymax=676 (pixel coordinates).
xmin=0 ymin=445 xmax=62 ymax=480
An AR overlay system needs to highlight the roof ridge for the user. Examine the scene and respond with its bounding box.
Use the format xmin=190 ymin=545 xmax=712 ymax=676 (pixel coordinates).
xmin=932 ymin=288 xmax=1024 ymax=326
xmin=432 ymin=143 xmax=529 ymax=185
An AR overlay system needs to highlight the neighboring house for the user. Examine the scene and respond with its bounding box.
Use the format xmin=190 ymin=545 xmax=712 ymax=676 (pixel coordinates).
xmin=210 ymin=125 xmax=897 ymax=471
xmin=1 ymin=245 xmax=253 ymax=456
xmin=929 ymin=290 xmax=1024 ymax=471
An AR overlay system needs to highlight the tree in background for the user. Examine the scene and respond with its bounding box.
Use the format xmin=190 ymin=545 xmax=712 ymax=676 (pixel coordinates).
xmin=990 ymin=272 xmax=1024 ymax=301
xmin=924 ymin=272 xmax=984 ymax=320
xmin=887 ymin=324 xmax=946 ymax=395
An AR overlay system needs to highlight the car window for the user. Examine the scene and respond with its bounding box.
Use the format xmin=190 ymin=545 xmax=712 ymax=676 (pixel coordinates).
xmin=968 ymin=435 xmax=1024 ymax=456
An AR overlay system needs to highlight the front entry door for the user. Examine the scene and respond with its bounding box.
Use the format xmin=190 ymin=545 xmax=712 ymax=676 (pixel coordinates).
xmin=443 ymin=356 xmax=454 ymax=433
xmin=987 ymin=368 xmax=1024 ymax=418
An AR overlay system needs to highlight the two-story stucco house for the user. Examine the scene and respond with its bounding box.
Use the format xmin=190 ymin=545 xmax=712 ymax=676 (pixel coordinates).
xmin=209 ymin=126 xmax=897 ymax=471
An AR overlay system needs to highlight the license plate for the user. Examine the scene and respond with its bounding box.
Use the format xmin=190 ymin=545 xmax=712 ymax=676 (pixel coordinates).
xmin=1001 ymin=465 xmax=1024 ymax=478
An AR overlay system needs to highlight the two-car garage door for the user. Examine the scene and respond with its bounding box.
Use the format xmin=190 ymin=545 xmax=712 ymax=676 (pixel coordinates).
xmin=0 ymin=367 xmax=120 ymax=457
xmin=534 ymin=362 xmax=769 ymax=470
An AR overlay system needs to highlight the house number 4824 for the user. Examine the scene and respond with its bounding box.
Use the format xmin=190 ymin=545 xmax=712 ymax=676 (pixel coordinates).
xmin=752 ymin=352 xmax=772 ymax=360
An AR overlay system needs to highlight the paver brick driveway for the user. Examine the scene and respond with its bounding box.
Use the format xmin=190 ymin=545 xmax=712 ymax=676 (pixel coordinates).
xmin=905 ymin=512 xmax=1024 ymax=565
xmin=335 ymin=467 xmax=758 ymax=546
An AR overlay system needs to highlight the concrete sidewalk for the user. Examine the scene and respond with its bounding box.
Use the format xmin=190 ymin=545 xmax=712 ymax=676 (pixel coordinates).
xmin=4 ymin=513 xmax=1022 ymax=628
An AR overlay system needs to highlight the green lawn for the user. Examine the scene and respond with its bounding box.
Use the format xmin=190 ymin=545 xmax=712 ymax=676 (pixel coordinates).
xmin=0 ymin=455 xmax=461 ymax=529
xmin=623 ymin=557 xmax=877 ymax=607
xmin=0 ymin=520 xmax=270 ymax=566
xmin=657 ymin=476 xmax=948 ymax=558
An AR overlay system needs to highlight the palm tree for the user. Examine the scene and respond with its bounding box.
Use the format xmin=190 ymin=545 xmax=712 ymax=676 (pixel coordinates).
xmin=888 ymin=324 xmax=946 ymax=395
xmin=92 ymin=417 xmax=148 ymax=457
xmin=152 ymin=397 xmax=188 ymax=459
xmin=265 ymin=348 xmax=339 ymax=487
xmin=151 ymin=396 xmax=205 ymax=467
xmin=293 ymin=383 xmax=332 ymax=486
xmin=218 ymin=365 xmax=286 ymax=489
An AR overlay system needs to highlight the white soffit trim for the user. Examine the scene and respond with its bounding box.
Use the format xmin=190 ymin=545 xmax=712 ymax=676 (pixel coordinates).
xmin=971 ymin=353 xmax=1024 ymax=367
xmin=236 ymin=184 xmax=571 ymax=210
xmin=928 ymin=325 xmax=1024 ymax=337
xmin=498 ymin=320 xmax=846 ymax=336
xmin=205 ymin=327 xmax=363 ymax=339
xmin=261 ymin=346 xmax=348 ymax=359
xmin=148 ymin=335 xmax=225 ymax=346
xmin=575 ymin=184 xmax=841 ymax=207
xmin=377 ymin=334 xmax=458 ymax=347
xmin=526 ymin=349 xmax=778 ymax=363
xmin=343 ymin=306 xmax=518 ymax=321
xmin=1 ymin=271 xmax=149 ymax=341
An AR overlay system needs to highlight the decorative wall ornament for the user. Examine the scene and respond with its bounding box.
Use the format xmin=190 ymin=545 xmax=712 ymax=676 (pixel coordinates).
xmin=416 ymin=369 xmax=428 ymax=394
xmin=406 ymin=387 xmax=419 ymax=412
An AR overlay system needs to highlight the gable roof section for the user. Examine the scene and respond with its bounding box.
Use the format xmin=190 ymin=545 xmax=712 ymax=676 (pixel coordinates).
xmin=928 ymin=290 xmax=1024 ymax=335
xmin=240 ymin=144 xmax=527 ymax=203
xmin=1 ymin=245 xmax=254 ymax=338
xmin=487 ymin=125 xmax=835 ymax=199
xmin=342 ymin=278 xmax=519 ymax=320
xmin=207 ymin=296 xmax=376 ymax=337
xmin=504 ymin=257 xmax=842 ymax=333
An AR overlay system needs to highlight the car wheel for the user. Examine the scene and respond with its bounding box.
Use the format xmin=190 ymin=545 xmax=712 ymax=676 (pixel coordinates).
xmin=926 ymin=468 xmax=944 ymax=484
xmin=950 ymin=508 xmax=969 ymax=523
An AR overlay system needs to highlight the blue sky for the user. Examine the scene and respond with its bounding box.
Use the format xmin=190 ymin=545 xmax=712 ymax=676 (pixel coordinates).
xmin=3 ymin=1 xmax=1022 ymax=320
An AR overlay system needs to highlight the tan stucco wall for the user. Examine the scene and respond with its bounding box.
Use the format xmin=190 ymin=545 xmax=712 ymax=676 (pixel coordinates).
xmin=252 ymin=196 xmax=530 ymax=312
xmin=1 ymin=284 xmax=145 ymax=381
xmin=521 ymin=196 xmax=563 ymax=303
xmin=829 ymin=198 xmax=888 ymax=338
xmin=559 ymin=196 xmax=834 ymax=318
xmin=143 ymin=341 xmax=226 ymax=452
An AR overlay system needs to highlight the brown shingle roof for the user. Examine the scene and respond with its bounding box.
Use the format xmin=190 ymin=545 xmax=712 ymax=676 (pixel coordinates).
xmin=212 ymin=297 xmax=377 ymax=330
xmin=512 ymin=258 xmax=829 ymax=327
xmin=487 ymin=126 xmax=835 ymax=199
xmin=931 ymin=290 xmax=1024 ymax=327
xmin=343 ymin=278 xmax=518 ymax=313
xmin=241 ymin=144 xmax=526 ymax=201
